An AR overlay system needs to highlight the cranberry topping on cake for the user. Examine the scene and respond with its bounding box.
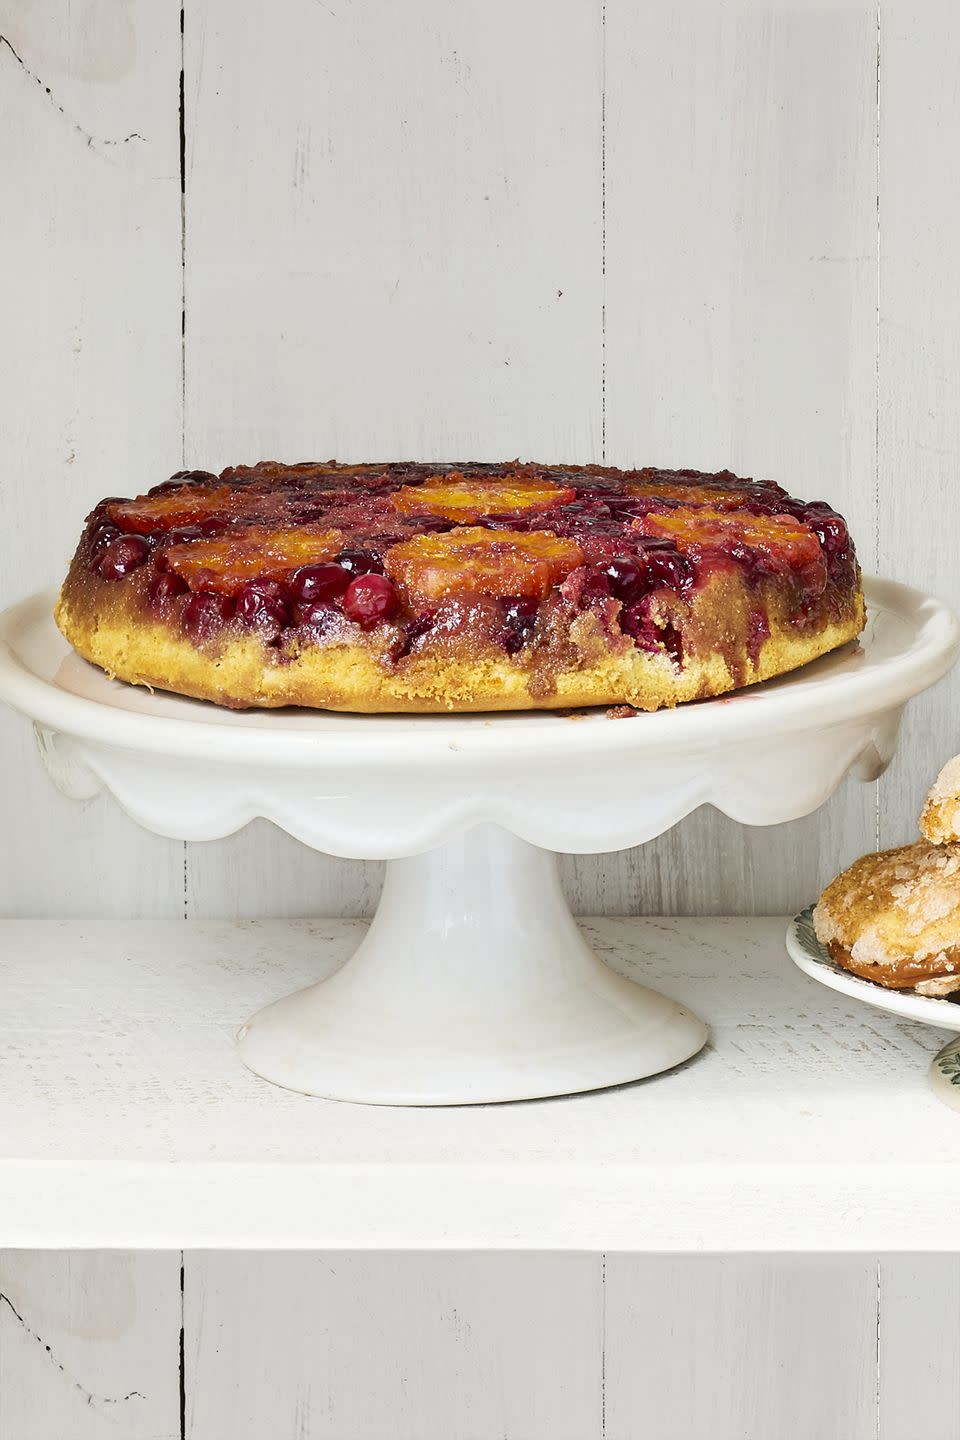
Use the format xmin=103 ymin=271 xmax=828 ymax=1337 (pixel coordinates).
xmin=60 ymin=459 xmax=864 ymax=711
xmin=106 ymin=486 xmax=241 ymax=534
xmin=163 ymin=527 xmax=342 ymax=594
xmin=384 ymin=527 xmax=584 ymax=604
xmin=392 ymin=473 xmax=576 ymax=522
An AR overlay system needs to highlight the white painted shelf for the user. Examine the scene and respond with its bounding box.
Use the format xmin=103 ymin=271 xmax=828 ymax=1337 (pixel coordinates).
xmin=1 ymin=916 xmax=957 ymax=1252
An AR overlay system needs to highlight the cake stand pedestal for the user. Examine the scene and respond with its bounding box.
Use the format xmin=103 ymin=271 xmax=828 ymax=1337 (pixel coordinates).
xmin=0 ymin=578 xmax=956 ymax=1105
xmin=239 ymin=825 xmax=705 ymax=1104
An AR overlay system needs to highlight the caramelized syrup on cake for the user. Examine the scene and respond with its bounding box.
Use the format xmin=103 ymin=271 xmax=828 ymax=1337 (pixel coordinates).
xmin=77 ymin=461 xmax=860 ymax=676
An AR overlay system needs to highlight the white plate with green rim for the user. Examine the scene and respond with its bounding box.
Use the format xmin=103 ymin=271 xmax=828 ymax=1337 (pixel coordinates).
xmin=787 ymin=906 xmax=960 ymax=1110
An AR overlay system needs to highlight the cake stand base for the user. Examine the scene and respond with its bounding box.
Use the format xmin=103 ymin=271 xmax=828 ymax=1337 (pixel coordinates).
xmin=237 ymin=824 xmax=707 ymax=1105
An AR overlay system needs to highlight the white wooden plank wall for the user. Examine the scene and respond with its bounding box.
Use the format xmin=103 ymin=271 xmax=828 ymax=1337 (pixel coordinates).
xmin=181 ymin=0 xmax=602 ymax=917
xmin=5 ymin=1251 xmax=960 ymax=1439
xmin=878 ymin=1 xmax=960 ymax=852
xmin=604 ymin=1254 xmax=880 ymax=1440
xmin=6 ymin=0 xmax=954 ymax=920
xmin=0 ymin=1 xmax=184 ymax=917
xmin=592 ymin=0 xmax=880 ymax=915
xmin=0 ymin=1251 xmax=180 ymax=1439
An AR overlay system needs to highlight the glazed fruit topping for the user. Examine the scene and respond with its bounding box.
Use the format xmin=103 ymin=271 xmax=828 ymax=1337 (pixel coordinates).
xmin=501 ymin=596 xmax=539 ymax=653
xmin=97 ymin=534 xmax=150 ymax=580
xmin=802 ymin=504 xmax=850 ymax=557
xmin=183 ymin=591 xmax=236 ymax=642
xmin=147 ymin=570 xmax=189 ymax=607
xmin=236 ymin=580 xmax=291 ymax=643
xmin=635 ymin=506 xmax=825 ymax=583
xmin=79 ymin=462 xmax=859 ymax=667
xmin=335 ymin=547 xmax=386 ymax=576
xmin=384 ymin=526 xmax=584 ymax=604
xmin=342 ymin=574 xmax=400 ymax=630
xmin=643 ymin=545 xmax=694 ymax=592
xmin=165 ymin=527 xmax=342 ymax=595
xmin=391 ymin=473 xmax=576 ymax=523
xmin=626 ymin=481 xmax=749 ymax=509
xmin=107 ymin=485 xmax=241 ymax=535
xmin=149 ymin=470 xmax=219 ymax=495
xmin=602 ymin=555 xmax=647 ymax=605
xmin=289 ymin=563 xmax=351 ymax=605
xmin=620 ymin=600 xmax=684 ymax=666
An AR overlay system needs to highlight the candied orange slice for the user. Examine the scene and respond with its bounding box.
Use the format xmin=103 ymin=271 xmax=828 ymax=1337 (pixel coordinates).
xmin=391 ymin=473 xmax=575 ymax=522
xmin=627 ymin=481 xmax=748 ymax=509
xmin=385 ymin=526 xmax=583 ymax=603
xmin=166 ymin=527 xmax=342 ymax=594
xmin=107 ymin=486 xmax=246 ymax=534
xmin=636 ymin=506 xmax=823 ymax=569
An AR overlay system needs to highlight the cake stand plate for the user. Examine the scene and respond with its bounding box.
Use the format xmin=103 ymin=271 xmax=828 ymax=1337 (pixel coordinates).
xmin=0 ymin=577 xmax=956 ymax=1106
xmin=787 ymin=907 xmax=960 ymax=1112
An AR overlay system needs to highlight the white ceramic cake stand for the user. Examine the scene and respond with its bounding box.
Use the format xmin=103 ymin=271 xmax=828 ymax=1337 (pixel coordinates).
xmin=0 ymin=578 xmax=956 ymax=1106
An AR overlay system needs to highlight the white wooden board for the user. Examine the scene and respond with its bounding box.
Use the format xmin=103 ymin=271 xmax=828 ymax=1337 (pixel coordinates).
xmin=3 ymin=0 xmax=958 ymax=921
xmin=0 ymin=0 xmax=185 ymax=918
xmin=0 ymin=916 xmax=957 ymax=1251
xmin=878 ymin=0 xmax=960 ymax=852
xmin=878 ymin=1254 xmax=960 ymax=1440
xmin=0 ymin=1251 xmax=180 ymax=1440
xmin=184 ymin=1252 xmax=602 ymax=1440
xmin=1 ymin=1249 xmax=956 ymax=1440
xmin=180 ymin=0 xmax=603 ymax=919
xmin=604 ymin=1255 xmax=879 ymax=1440
xmin=600 ymin=0 xmax=881 ymax=917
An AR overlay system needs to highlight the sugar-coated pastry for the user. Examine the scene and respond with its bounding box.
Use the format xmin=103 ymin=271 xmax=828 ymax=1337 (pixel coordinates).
xmin=920 ymin=755 xmax=960 ymax=846
xmin=56 ymin=460 xmax=864 ymax=713
xmin=814 ymin=840 xmax=960 ymax=990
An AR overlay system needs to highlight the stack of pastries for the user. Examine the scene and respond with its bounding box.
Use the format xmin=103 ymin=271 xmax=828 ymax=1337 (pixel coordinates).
xmin=814 ymin=758 xmax=960 ymax=996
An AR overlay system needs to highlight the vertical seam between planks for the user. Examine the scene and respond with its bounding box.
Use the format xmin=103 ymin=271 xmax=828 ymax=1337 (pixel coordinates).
xmin=179 ymin=1253 xmax=187 ymax=1440
xmin=600 ymin=0 xmax=606 ymax=462
xmin=874 ymin=0 xmax=882 ymax=853
xmin=876 ymin=1256 xmax=882 ymax=1439
xmin=180 ymin=0 xmax=189 ymax=919
xmin=179 ymin=0 xmax=187 ymax=461
xmin=600 ymin=1252 xmax=606 ymax=1437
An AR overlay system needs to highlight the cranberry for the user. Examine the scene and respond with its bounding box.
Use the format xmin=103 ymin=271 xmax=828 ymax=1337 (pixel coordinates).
xmin=402 ymin=514 xmax=454 ymax=533
xmin=577 ymin=571 xmax=611 ymax=608
xmin=237 ymin=581 xmax=290 ymax=642
xmin=297 ymin=601 xmax=339 ymax=637
xmin=89 ymin=521 xmax=120 ymax=557
xmin=164 ymin=525 xmax=204 ymax=546
xmin=336 ymin=547 xmax=385 ymax=577
xmin=183 ymin=591 xmax=235 ymax=642
xmin=148 ymin=571 xmax=188 ymax=607
xmin=160 ymin=469 xmax=219 ymax=489
xmin=621 ymin=602 xmax=656 ymax=647
xmin=196 ymin=516 xmax=226 ymax=537
xmin=289 ymin=563 xmax=350 ymax=605
xmin=644 ymin=547 xmax=692 ymax=592
xmin=603 ymin=554 xmax=647 ymax=605
xmin=390 ymin=612 xmax=436 ymax=661
xmin=621 ymin=601 xmax=684 ymax=666
xmin=502 ymin=596 xmax=538 ymax=654
xmin=86 ymin=498 xmax=127 ymax=524
xmin=342 ymin=574 xmax=400 ymax=629
xmin=404 ymin=612 xmax=436 ymax=645
xmin=807 ymin=509 xmax=848 ymax=557
xmin=483 ymin=513 xmax=533 ymax=531
xmin=97 ymin=534 xmax=150 ymax=580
